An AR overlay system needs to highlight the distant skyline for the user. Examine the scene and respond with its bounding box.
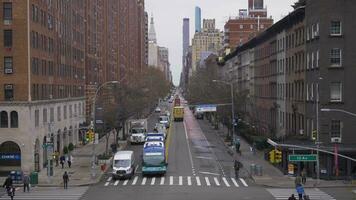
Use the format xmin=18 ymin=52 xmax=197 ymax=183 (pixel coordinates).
xmin=146 ymin=0 xmax=297 ymax=85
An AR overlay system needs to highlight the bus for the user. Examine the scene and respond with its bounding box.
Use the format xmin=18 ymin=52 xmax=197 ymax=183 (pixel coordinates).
xmin=142 ymin=142 xmax=167 ymax=176
xmin=173 ymin=106 xmax=184 ymax=121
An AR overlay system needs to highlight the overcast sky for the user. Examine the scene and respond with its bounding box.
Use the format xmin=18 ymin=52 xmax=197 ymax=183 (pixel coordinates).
xmin=145 ymin=0 xmax=297 ymax=86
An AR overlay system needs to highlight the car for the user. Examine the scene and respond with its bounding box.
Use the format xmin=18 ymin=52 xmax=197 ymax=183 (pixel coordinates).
xmin=112 ymin=151 xmax=135 ymax=180
xmin=155 ymin=107 xmax=161 ymax=113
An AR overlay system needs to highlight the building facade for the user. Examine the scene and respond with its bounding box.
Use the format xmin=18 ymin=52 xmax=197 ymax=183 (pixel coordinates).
xmin=220 ymin=0 xmax=356 ymax=179
xmin=195 ymin=6 xmax=201 ymax=32
xmin=191 ymin=19 xmax=223 ymax=73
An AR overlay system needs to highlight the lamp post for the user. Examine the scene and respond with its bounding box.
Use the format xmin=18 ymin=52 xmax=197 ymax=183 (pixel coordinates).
xmin=212 ymin=80 xmax=235 ymax=144
xmin=91 ymin=80 xmax=119 ymax=178
xmin=320 ymin=108 xmax=356 ymax=178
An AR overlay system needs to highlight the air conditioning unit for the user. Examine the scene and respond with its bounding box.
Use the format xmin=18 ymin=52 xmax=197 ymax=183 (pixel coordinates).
xmin=5 ymin=68 xmax=13 ymax=74
xmin=331 ymin=137 xmax=341 ymax=143
xmin=3 ymin=20 xmax=11 ymax=25
xmin=5 ymin=84 xmax=13 ymax=89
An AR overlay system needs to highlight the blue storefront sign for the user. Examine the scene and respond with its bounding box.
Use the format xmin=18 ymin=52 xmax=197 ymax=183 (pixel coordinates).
xmin=0 ymin=153 xmax=21 ymax=160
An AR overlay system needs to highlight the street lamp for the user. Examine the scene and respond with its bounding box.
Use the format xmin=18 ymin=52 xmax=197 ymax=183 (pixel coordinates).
xmin=212 ymin=79 xmax=235 ymax=144
xmin=91 ymin=80 xmax=119 ymax=178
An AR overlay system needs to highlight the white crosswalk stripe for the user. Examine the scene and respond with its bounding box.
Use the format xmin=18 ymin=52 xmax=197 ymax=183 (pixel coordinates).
xmin=267 ymin=188 xmax=336 ymax=200
xmin=103 ymin=176 xmax=249 ymax=188
xmin=0 ymin=187 xmax=88 ymax=200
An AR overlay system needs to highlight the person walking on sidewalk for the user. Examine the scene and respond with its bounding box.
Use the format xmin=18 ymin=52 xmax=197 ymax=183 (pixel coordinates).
xmin=295 ymin=175 xmax=302 ymax=187
xmin=22 ymin=173 xmax=30 ymax=192
xmin=60 ymin=155 xmax=65 ymax=169
xmin=67 ymin=155 xmax=72 ymax=168
xmin=63 ymin=171 xmax=69 ymax=189
xmin=235 ymin=138 xmax=241 ymax=154
xmin=301 ymin=169 xmax=307 ymax=185
xmin=54 ymin=151 xmax=59 ymax=167
xmin=296 ymin=184 xmax=304 ymax=200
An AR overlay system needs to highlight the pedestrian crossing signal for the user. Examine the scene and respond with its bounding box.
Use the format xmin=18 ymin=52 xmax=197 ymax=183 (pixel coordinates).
xmin=85 ymin=131 xmax=90 ymax=142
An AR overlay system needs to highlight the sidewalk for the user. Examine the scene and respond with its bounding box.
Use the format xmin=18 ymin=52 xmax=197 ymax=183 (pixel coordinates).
xmin=36 ymin=132 xmax=126 ymax=187
xmin=201 ymin=119 xmax=354 ymax=188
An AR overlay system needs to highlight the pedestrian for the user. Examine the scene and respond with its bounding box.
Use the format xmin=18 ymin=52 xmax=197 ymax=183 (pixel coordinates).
xmin=67 ymin=155 xmax=72 ymax=168
xmin=234 ymin=160 xmax=240 ymax=178
xmin=301 ymin=169 xmax=307 ymax=185
xmin=296 ymin=184 xmax=304 ymax=200
xmin=54 ymin=151 xmax=59 ymax=167
xmin=60 ymin=155 xmax=65 ymax=169
xmin=295 ymin=175 xmax=302 ymax=187
xmin=288 ymin=194 xmax=297 ymax=200
xmin=23 ymin=173 xmax=30 ymax=192
xmin=303 ymin=194 xmax=310 ymax=200
xmin=235 ymin=139 xmax=241 ymax=154
xmin=63 ymin=171 xmax=69 ymax=189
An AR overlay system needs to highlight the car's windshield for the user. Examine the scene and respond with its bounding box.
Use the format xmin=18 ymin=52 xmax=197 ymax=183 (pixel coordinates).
xmin=160 ymin=116 xmax=168 ymax=121
xmin=143 ymin=153 xmax=165 ymax=166
xmin=131 ymin=128 xmax=145 ymax=133
xmin=114 ymin=159 xmax=130 ymax=168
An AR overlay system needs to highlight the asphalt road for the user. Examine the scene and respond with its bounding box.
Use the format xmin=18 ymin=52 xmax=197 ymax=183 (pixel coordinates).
xmin=80 ymin=100 xmax=352 ymax=200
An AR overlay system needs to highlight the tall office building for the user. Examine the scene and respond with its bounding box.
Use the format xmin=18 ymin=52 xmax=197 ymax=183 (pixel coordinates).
xmin=182 ymin=18 xmax=190 ymax=62
xmin=195 ymin=6 xmax=201 ymax=32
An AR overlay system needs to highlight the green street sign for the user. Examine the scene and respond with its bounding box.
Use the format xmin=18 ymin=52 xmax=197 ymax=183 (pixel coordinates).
xmin=288 ymin=154 xmax=317 ymax=162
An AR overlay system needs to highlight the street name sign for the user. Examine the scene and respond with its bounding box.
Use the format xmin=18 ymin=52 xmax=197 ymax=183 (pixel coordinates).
xmin=288 ymin=154 xmax=317 ymax=162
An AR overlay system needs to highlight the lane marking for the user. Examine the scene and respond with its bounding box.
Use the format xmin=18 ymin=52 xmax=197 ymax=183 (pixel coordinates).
xmin=169 ymin=176 xmax=174 ymax=185
xmin=187 ymin=176 xmax=192 ymax=186
xmin=151 ymin=177 xmax=156 ymax=185
xmin=179 ymin=176 xmax=183 ymax=185
xmin=165 ymin=112 xmax=174 ymax=160
xmin=195 ymin=156 xmax=214 ymax=160
xmin=239 ymin=178 xmax=248 ymax=187
xmin=231 ymin=178 xmax=239 ymax=187
xmin=213 ymin=177 xmax=220 ymax=186
xmin=123 ymin=179 xmax=128 ymax=186
xmin=205 ymin=177 xmax=211 ymax=186
xmin=107 ymin=177 xmax=112 ymax=182
xmin=135 ymin=165 xmax=139 ymax=173
xmin=141 ymin=177 xmax=147 ymax=185
xmin=114 ymin=180 xmax=119 ymax=186
xmin=132 ymin=176 xmax=138 ymax=185
xmin=222 ymin=177 xmax=230 ymax=187
xmin=183 ymin=121 xmax=195 ymax=176
xmin=104 ymin=182 xmax=110 ymax=186
xmin=199 ymin=171 xmax=220 ymax=176
xmin=196 ymin=176 xmax=201 ymax=186
xmin=160 ymin=177 xmax=165 ymax=185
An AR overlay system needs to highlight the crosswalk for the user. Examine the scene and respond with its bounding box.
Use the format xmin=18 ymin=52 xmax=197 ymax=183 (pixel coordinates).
xmin=267 ymin=188 xmax=336 ymax=200
xmin=0 ymin=186 xmax=88 ymax=200
xmin=104 ymin=175 xmax=249 ymax=188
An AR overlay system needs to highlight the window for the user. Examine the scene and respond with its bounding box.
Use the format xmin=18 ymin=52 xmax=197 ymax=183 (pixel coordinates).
xmin=43 ymin=108 xmax=47 ymax=123
xmin=50 ymin=107 xmax=54 ymax=122
xmin=316 ymin=50 xmax=319 ymax=68
xmin=330 ymin=82 xmax=342 ymax=102
xmin=306 ymin=53 xmax=310 ymax=69
xmin=3 ymin=2 xmax=12 ymax=21
xmin=69 ymin=105 xmax=73 ymax=118
xmin=311 ymin=52 xmax=314 ymax=69
xmin=306 ymin=27 xmax=310 ymax=41
xmin=306 ymin=83 xmax=309 ymax=101
xmin=330 ymin=48 xmax=342 ymax=67
xmin=250 ymin=24 xmax=253 ymax=29
xmin=330 ymin=120 xmax=342 ymax=138
xmin=4 ymin=57 xmax=13 ymax=74
xmin=239 ymin=24 xmax=243 ymax=29
xmin=0 ymin=111 xmax=8 ymax=128
xmin=63 ymin=105 xmax=67 ymax=119
xmin=57 ymin=106 xmax=61 ymax=121
xmin=10 ymin=111 xmax=18 ymax=128
xmin=35 ymin=110 xmax=39 ymax=127
xmin=330 ymin=21 xmax=342 ymax=36
xmin=4 ymin=84 xmax=13 ymax=101
xmin=4 ymin=30 xmax=12 ymax=47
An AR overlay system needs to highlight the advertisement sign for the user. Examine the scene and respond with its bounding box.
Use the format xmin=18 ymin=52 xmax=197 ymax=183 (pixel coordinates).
xmin=288 ymin=164 xmax=294 ymax=175
xmin=0 ymin=153 xmax=21 ymax=160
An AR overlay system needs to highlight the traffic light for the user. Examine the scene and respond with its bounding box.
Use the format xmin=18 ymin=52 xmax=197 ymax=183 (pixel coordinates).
xmin=85 ymin=131 xmax=90 ymax=142
xmin=89 ymin=131 xmax=94 ymax=142
xmin=275 ymin=150 xmax=282 ymax=163
xmin=269 ymin=150 xmax=275 ymax=164
xmin=312 ymin=130 xmax=317 ymax=141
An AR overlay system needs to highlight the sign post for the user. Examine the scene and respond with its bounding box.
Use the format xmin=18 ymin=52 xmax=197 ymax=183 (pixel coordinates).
xmin=288 ymin=154 xmax=317 ymax=162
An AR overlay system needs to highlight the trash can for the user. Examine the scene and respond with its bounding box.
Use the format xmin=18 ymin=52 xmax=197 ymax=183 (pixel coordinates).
xmin=256 ymin=165 xmax=263 ymax=176
xmin=30 ymin=172 xmax=38 ymax=185
xmin=250 ymin=164 xmax=256 ymax=176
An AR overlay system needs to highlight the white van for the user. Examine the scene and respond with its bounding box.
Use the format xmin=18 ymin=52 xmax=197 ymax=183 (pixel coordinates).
xmin=112 ymin=151 xmax=135 ymax=180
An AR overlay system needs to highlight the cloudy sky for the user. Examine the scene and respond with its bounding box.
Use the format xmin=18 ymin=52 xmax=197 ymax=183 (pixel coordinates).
xmin=146 ymin=0 xmax=297 ymax=85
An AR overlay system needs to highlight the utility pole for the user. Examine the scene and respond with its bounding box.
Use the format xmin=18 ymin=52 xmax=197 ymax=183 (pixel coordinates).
xmin=316 ymin=82 xmax=320 ymax=185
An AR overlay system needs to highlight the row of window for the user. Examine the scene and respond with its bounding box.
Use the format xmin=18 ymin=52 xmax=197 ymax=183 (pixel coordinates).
xmin=31 ymin=4 xmax=54 ymax=30
xmin=0 ymin=111 xmax=18 ymax=128
xmin=31 ymin=31 xmax=55 ymax=53
xmin=32 ymin=84 xmax=84 ymax=101
xmin=34 ymin=103 xmax=84 ymax=127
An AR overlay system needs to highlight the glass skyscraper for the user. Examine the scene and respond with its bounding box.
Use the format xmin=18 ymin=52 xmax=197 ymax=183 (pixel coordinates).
xmin=195 ymin=6 xmax=201 ymax=32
